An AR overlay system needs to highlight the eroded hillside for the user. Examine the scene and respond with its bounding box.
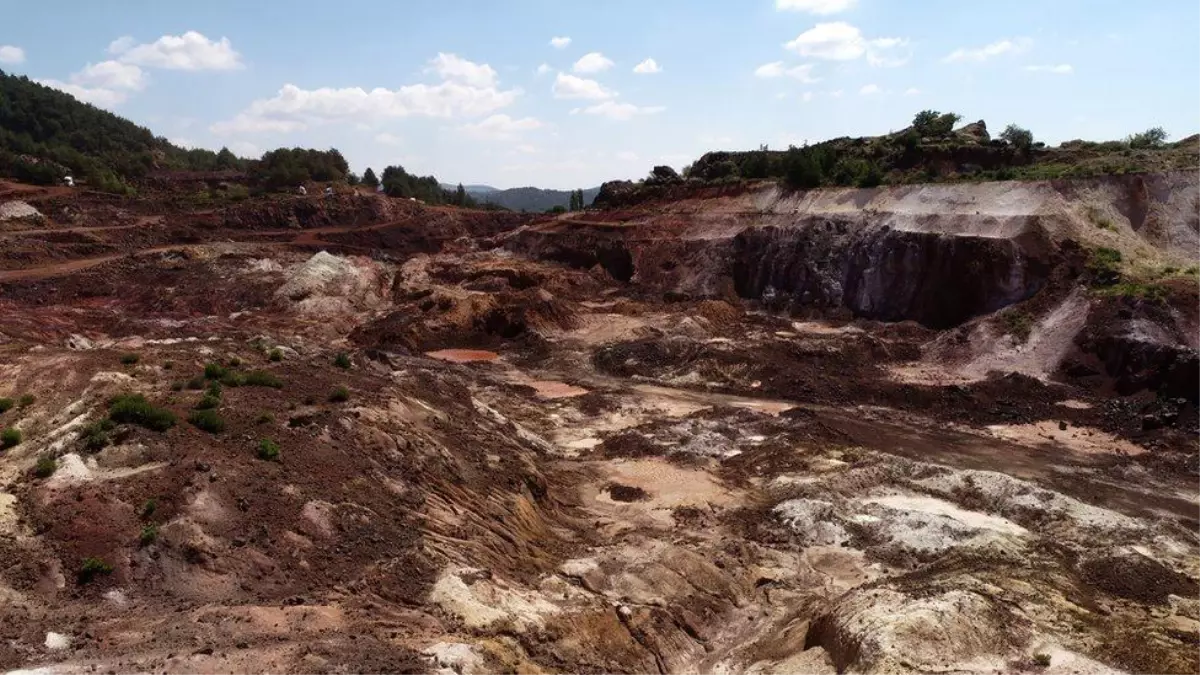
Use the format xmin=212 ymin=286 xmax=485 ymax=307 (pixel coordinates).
xmin=0 ymin=173 xmax=1196 ymax=674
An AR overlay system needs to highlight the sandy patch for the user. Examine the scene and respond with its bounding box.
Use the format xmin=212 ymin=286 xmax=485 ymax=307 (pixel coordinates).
xmin=986 ymin=420 xmax=1147 ymax=456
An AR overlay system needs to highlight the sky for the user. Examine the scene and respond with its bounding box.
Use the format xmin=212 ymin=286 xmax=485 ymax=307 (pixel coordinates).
xmin=2 ymin=0 xmax=1197 ymax=189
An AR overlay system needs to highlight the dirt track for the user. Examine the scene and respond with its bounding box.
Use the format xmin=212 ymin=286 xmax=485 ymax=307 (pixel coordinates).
xmin=0 ymin=177 xmax=1196 ymax=674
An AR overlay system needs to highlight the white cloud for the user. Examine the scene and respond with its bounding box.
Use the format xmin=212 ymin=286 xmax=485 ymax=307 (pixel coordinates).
xmin=228 ymin=141 xmax=261 ymax=158
xmin=428 ymin=52 xmax=497 ymax=88
xmin=784 ymin=22 xmax=908 ymax=66
xmin=633 ymin=58 xmax=661 ymax=74
xmin=462 ymin=113 xmax=543 ymax=140
xmin=73 ymin=60 xmax=147 ymax=91
xmin=0 ymin=45 xmax=25 ymax=65
xmin=775 ymin=0 xmax=856 ymax=13
xmin=169 ymin=137 xmax=196 ymax=149
xmin=616 ymin=151 xmax=639 ymax=161
xmin=1025 ymin=63 xmax=1073 ymax=74
xmin=536 ymin=63 xmax=552 ymax=75
xmin=107 ymin=36 xmax=135 ymax=54
xmin=212 ymin=77 xmax=520 ymax=135
xmin=859 ymin=83 xmax=881 ymax=95
xmin=549 ymin=36 xmax=571 ymax=49
xmin=942 ymin=38 xmax=1031 ymax=63
xmin=573 ymin=52 xmax=614 ymax=74
xmin=552 ymin=72 xmax=613 ymax=100
xmin=36 ymin=80 xmax=129 ymax=107
xmin=904 ymin=87 xmax=920 ymax=96
xmin=114 ymin=31 xmax=243 ymax=71
xmin=754 ymin=61 xmax=819 ymax=82
xmin=374 ymin=132 xmax=403 ymax=146
xmin=573 ymin=101 xmax=664 ymax=121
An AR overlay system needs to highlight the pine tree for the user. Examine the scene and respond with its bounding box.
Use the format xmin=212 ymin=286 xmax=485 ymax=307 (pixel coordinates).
xmin=456 ymin=183 xmax=466 ymax=206
xmin=362 ymin=167 xmax=379 ymax=188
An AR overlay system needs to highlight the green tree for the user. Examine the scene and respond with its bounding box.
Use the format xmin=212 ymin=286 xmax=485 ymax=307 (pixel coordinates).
xmin=455 ymin=183 xmax=467 ymax=206
xmin=362 ymin=167 xmax=379 ymax=188
xmin=999 ymin=124 xmax=1034 ymax=153
xmin=911 ymin=110 xmax=960 ymax=138
xmin=347 ymin=171 xmax=360 ymax=185
xmin=1127 ymin=127 xmax=1168 ymax=149
xmin=215 ymin=147 xmax=239 ymax=169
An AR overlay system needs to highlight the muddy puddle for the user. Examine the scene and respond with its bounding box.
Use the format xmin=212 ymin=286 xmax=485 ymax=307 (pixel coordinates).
xmin=425 ymin=349 xmax=501 ymax=363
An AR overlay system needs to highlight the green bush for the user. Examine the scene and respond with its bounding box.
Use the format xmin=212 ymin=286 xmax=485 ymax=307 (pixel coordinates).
xmin=139 ymin=524 xmax=159 ymax=546
xmin=140 ymin=498 xmax=157 ymax=519
xmin=188 ymin=409 xmax=225 ymax=434
xmin=109 ymin=394 xmax=176 ymax=431
xmin=162 ymin=361 xmax=173 ymax=371
xmin=1086 ymin=247 xmax=1123 ymax=285
xmin=329 ymin=386 xmax=350 ymax=403
xmin=203 ymin=363 xmax=227 ymax=380
xmin=1 ymin=427 xmax=22 ymax=449
xmin=0 ymin=398 xmax=12 ymax=414
xmin=78 ymin=557 xmax=113 ymax=584
xmin=268 ymin=348 xmax=283 ymax=362
xmin=34 ymin=455 xmax=57 ymax=478
xmin=227 ymin=356 xmax=242 ymax=368
xmin=257 ymin=438 xmax=281 ymax=461
xmin=120 ymin=353 xmax=140 ymax=365
xmin=81 ymin=418 xmax=116 ymax=452
xmin=185 ymin=376 xmax=206 ymax=390
xmin=243 ymin=370 xmax=284 ymax=388
xmin=170 ymin=381 xmax=184 ymax=392
xmin=1032 ymin=653 xmax=1051 ymax=668
xmin=1001 ymin=310 xmax=1034 ymax=343
xmin=333 ymin=352 xmax=352 ymax=369
xmin=17 ymin=394 xmax=34 ymax=408
xmin=219 ymin=371 xmax=245 ymax=387
xmin=194 ymin=394 xmax=221 ymax=410
xmin=255 ymin=412 xmax=274 ymax=424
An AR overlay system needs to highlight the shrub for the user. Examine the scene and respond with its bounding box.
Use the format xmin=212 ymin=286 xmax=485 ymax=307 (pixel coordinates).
xmin=243 ymin=370 xmax=283 ymax=388
xmin=109 ymin=394 xmax=177 ymax=431
xmin=139 ymin=524 xmax=159 ymax=546
xmin=333 ymin=352 xmax=352 ymax=369
xmin=257 ymin=438 xmax=281 ymax=461
xmin=140 ymin=498 xmax=157 ymax=519
xmin=17 ymin=394 xmax=34 ymax=408
xmin=219 ymin=371 xmax=245 ymax=387
xmin=206 ymin=381 xmax=223 ymax=397
xmin=203 ymin=363 xmax=227 ymax=380
xmin=78 ymin=557 xmax=113 ymax=584
xmin=34 ymin=455 xmax=57 ymax=478
xmin=268 ymin=348 xmax=283 ymax=362
xmin=194 ymin=394 xmax=221 ymax=410
xmin=120 ymin=353 xmax=140 ymax=365
xmin=1 ymin=427 xmax=22 ymax=449
xmin=1126 ymin=127 xmax=1167 ymax=149
xmin=1086 ymin=247 xmax=1123 ymax=285
xmin=1001 ymin=310 xmax=1034 ymax=343
xmin=0 ymin=398 xmax=12 ymax=414
xmin=329 ymin=386 xmax=350 ymax=403
xmin=81 ymin=418 xmax=116 ymax=452
xmin=170 ymin=381 xmax=184 ymax=392
xmin=227 ymin=356 xmax=242 ymax=368
xmin=1032 ymin=653 xmax=1052 ymax=668
xmin=162 ymin=361 xmax=173 ymax=371
xmin=185 ymin=376 xmax=206 ymax=390
xmin=188 ymin=409 xmax=225 ymax=434
xmin=255 ymin=412 xmax=274 ymax=425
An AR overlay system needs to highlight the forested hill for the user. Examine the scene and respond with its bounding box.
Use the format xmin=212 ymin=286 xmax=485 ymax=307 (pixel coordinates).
xmin=0 ymin=69 xmax=241 ymax=192
xmin=459 ymin=185 xmax=601 ymax=212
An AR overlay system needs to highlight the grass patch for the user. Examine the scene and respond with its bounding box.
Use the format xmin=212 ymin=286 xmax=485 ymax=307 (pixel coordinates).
xmin=120 ymin=353 xmax=140 ymax=365
xmin=185 ymin=376 xmax=206 ymax=390
xmin=1085 ymin=205 xmax=1116 ymax=231
xmin=17 ymin=394 xmax=34 ymax=408
xmin=109 ymin=394 xmax=177 ymax=432
xmin=219 ymin=371 xmax=245 ymax=387
xmin=203 ymin=363 xmax=228 ymax=380
xmin=228 ymin=356 xmax=242 ymax=368
xmin=188 ymin=409 xmax=226 ymax=434
xmin=1032 ymin=653 xmax=1052 ymax=668
xmin=255 ymin=412 xmax=274 ymax=425
xmin=257 ymin=438 xmax=281 ymax=461
xmin=81 ymin=418 xmax=116 ymax=452
xmin=268 ymin=348 xmax=283 ymax=362
xmin=170 ymin=381 xmax=184 ymax=392
xmin=243 ymin=370 xmax=283 ymax=388
xmin=141 ymin=498 xmax=157 ymax=519
xmin=77 ymin=557 xmax=113 ymax=584
xmin=139 ymin=524 xmax=159 ymax=546
xmin=1000 ymin=309 xmax=1034 ymax=343
xmin=1086 ymin=247 xmax=1123 ymax=285
xmin=1096 ymin=281 xmax=1169 ymax=303
xmin=0 ymin=398 xmax=12 ymax=414
xmin=333 ymin=352 xmax=352 ymax=369
xmin=329 ymin=386 xmax=350 ymax=403
xmin=34 ymin=455 xmax=57 ymax=478
xmin=1 ymin=427 xmax=22 ymax=449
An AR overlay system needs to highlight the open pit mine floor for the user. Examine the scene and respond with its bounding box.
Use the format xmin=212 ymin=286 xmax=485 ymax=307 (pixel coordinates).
xmin=0 ymin=176 xmax=1197 ymax=674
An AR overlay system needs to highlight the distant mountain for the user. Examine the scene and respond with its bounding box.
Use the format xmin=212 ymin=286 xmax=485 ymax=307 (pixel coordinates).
xmin=439 ymin=183 xmax=498 ymax=194
xmin=476 ymin=186 xmax=601 ymax=212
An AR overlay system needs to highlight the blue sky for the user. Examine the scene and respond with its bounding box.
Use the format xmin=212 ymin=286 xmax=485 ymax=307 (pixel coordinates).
xmin=2 ymin=0 xmax=1197 ymax=189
